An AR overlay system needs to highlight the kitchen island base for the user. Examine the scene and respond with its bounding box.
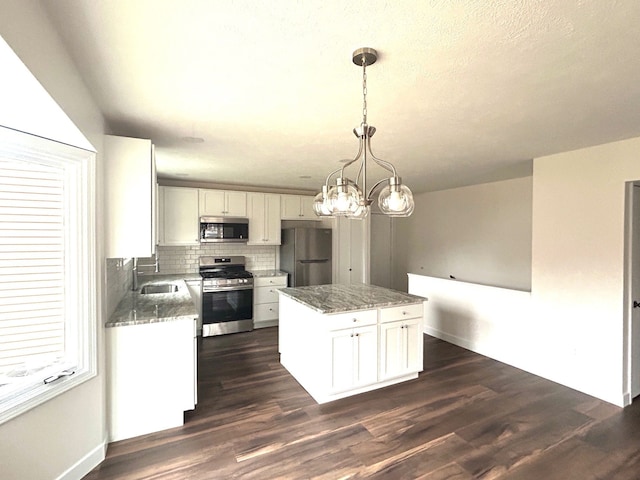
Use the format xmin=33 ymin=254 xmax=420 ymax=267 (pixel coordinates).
xmin=278 ymin=285 xmax=426 ymax=404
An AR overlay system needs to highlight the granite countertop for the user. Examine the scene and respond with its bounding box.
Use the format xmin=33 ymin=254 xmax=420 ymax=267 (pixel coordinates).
xmin=278 ymin=284 xmax=426 ymax=314
xmin=106 ymin=274 xmax=199 ymax=328
xmin=250 ymin=269 xmax=288 ymax=278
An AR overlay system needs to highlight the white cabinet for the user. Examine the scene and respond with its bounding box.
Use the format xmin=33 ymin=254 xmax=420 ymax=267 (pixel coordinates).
xmin=379 ymin=304 xmax=423 ymax=380
xmin=379 ymin=319 xmax=422 ymax=380
xmin=104 ymin=135 xmax=156 ymax=258
xmin=158 ymin=186 xmax=199 ymax=245
xmin=106 ymin=318 xmax=196 ymax=442
xmin=253 ymin=275 xmax=287 ymax=328
xmin=247 ymin=193 xmax=281 ymax=245
xmin=279 ymin=295 xmax=424 ymax=404
xmin=281 ymin=194 xmax=318 ymax=220
xmin=199 ymin=189 xmax=247 ymax=217
xmin=329 ymin=324 xmax=378 ymax=393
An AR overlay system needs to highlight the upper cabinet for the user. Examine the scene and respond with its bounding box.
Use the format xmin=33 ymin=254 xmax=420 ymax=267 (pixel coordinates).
xmin=104 ymin=135 xmax=156 ymax=258
xmin=247 ymin=193 xmax=281 ymax=245
xmin=199 ymin=189 xmax=247 ymax=217
xmin=158 ymin=186 xmax=199 ymax=245
xmin=280 ymin=194 xmax=318 ymax=220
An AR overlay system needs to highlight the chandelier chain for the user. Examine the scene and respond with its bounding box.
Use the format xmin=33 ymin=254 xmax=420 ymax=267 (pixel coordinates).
xmin=362 ymin=57 xmax=368 ymax=125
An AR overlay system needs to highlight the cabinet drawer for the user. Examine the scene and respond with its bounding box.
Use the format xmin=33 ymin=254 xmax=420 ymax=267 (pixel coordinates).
xmin=325 ymin=309 xmax=377 ymax=331
xmin=379 ymin=303 xmax=423 ymax=323
xmin=255 ymin=285 xmax=281 ymax=304
xmin=255 ymin=302 xmax=279 ymax=321
xmin=254 ymin=276 xmax=287 ymax=288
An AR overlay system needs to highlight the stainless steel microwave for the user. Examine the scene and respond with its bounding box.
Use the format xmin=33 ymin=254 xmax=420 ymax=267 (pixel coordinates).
xmin=200 ymin=217 xmax=249 ymax=243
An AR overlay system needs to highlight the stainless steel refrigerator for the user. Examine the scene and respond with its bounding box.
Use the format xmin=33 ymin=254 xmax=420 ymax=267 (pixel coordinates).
xmin=280 ymin=228 xmax=332 ymax=287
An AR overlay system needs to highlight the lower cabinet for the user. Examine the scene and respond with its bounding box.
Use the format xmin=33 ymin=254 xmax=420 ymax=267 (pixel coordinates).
xmin=107 ymin=318 xmax=196 ymax=442
xmin=379 ymin=318 xmax=422 ymax=380
xmin=253 ymin=275 xmax=287 ymax=328
xmin=379 ymin=303 xmax=424 ymax=381
xmin=329 ymin=324 xmax=378 ymax=393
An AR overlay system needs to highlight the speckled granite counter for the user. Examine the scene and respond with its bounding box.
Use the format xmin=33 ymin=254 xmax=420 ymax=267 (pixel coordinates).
xmin=250 ymin=269 xmax=288 ymax=278
xmin=106 ymin=274 xmax=199 ymax=328
xmin=277 ymin=283 xmax=426 ymax=314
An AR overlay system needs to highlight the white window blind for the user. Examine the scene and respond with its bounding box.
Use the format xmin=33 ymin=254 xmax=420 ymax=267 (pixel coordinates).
xmin=0 ymin=160 xmax=67 ymax=377
xmin=0 ymin=126 xmax=96 ymax=423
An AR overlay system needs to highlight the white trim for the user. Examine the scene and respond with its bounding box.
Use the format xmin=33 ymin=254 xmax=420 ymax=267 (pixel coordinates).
xmin=55 ymin=439 xmax=107 ymax=480
xmin=0 ymin=126 xmax=97 ymax=424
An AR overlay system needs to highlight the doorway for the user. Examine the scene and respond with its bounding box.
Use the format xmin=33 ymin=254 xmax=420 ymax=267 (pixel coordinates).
xmin=624 ymin=182 xmax=640 ymax=401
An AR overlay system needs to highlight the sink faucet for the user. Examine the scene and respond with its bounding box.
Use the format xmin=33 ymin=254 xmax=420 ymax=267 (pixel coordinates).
xmin=132 ymin=252 xmax=160 ymax=291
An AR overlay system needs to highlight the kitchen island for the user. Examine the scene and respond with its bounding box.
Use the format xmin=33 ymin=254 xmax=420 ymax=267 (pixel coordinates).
xmin=278 ymin=284 xmax=427 ymax=404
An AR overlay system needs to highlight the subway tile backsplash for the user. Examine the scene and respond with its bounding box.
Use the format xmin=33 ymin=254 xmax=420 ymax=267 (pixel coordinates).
xmin=105 ymin=257 xmax=133 ymax=319
xmin=148 ymin=244 xmax=277 ymax=274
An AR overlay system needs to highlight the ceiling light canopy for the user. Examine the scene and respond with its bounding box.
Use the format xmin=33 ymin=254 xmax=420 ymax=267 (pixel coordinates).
xmin=314 ymin=47 xmax=414 ymax=219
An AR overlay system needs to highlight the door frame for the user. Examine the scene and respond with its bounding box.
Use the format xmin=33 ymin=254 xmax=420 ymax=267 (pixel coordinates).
xmin=623 ymin=181 xmax=640 ymax=403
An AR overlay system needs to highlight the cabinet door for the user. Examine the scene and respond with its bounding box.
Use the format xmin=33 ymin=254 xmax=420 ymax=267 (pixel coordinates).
xmin=104 ymin=135 xmax=156 ymax=258
xmin=200 ymin=189 xmax=247 ymax=217
xmin=159 ymin=187 xmax=199 ymax=245
xmin=379 ymin=317 xmax=422 ymax=380
xmin=199 ymin=189 xmax=226 ymax=216
xmin=248 ymin=193 xmax=281 ymax=245
xmin=330 ymin=329 xmax=355 ymax=392
xmin=300 ymin=196 xmax=317 ymax=219
xmin=329 ymin=325 xmax=377 ymax=393
xmin=264 ymin=194 xmax=281 ymax=244
xmin=225 ymin=191 xmax=247 ymax=217
xmin=247 ymin=193 xmax=266 ymax=244
xmin=355 ymin=325 xmax=378 ymax=386
xmin=280 ymin=194 xmax=302 ymax=219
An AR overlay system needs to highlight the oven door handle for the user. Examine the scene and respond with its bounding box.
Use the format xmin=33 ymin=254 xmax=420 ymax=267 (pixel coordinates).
xmin=203 ymin=285 xmax=254 ymax=293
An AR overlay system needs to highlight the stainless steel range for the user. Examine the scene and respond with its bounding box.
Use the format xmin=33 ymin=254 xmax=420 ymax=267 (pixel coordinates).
xmin=199 ymin=256 xmax=253 ymax=336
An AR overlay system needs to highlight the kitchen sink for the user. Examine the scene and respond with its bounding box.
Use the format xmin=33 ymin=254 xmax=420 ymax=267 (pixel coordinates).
xmin=140 ymin=283 xmax=179 ymax=294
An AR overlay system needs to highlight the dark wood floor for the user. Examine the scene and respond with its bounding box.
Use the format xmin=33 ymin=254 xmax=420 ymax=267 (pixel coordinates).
xmin=85 ymin=328 xmax=640 ymax=479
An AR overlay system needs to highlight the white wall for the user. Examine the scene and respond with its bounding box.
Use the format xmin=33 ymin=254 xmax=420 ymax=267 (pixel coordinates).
xmin=409 ymin=274 xmax=532 ymax=367
xmin=400 ymin=177 xmax=533 ymax=292
xmin=0 ymin=2 xmax=107 ymax=479
xmin=531 ymin=137 xmax=640 ymax=406
xmin=408 ymin=137 xmax=640 ymax=407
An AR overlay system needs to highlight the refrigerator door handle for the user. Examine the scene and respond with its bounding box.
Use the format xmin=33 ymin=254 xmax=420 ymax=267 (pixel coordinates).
xmin=298 ymin=259 xmax=330 ymax=264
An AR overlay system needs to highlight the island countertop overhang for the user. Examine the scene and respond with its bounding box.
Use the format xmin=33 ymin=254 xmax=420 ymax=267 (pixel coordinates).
xmin=277 ymin=283 xmax=427 ymax=314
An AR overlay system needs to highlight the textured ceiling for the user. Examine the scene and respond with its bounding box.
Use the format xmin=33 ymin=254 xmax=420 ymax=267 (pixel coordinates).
xmin=42 ymin=0 xmax=640 ymax=193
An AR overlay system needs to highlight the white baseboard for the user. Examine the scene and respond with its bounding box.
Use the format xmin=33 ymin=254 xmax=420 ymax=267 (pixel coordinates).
xmin=56 ymin=439 xmax=106 ymax=480
xmin=423 ymin=325 xmax=473 ymax=351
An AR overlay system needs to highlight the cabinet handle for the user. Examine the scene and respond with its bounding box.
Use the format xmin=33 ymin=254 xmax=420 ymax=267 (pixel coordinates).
xmin=402 ymin=311 xmax=408 ymax=315
xmin=355 ymin=333 xmax=359 ymax=337
xmin=352 ymin=318 xmax=357 ymax=322
xmin=269 ymin=290 xmax=274 ymax=293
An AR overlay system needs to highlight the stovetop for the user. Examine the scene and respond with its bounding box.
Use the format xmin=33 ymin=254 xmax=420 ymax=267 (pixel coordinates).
xmin=199 ymin=255 xmax=252 ymax=281
xmin=199 ymin=269 xmax=253 ymax=280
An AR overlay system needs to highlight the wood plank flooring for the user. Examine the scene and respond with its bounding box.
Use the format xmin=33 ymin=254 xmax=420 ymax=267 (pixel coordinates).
xmin=84 ymin=328 xmax=640 ymax=479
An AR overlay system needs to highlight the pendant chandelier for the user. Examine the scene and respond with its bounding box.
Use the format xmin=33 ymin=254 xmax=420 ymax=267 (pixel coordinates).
xmin=314 ymin=47 xmax=415 ymax=219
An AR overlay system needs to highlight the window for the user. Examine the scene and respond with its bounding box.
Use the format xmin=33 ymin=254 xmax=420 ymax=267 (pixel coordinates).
xmin=0 ymin=126 xmax=97 ymax=423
